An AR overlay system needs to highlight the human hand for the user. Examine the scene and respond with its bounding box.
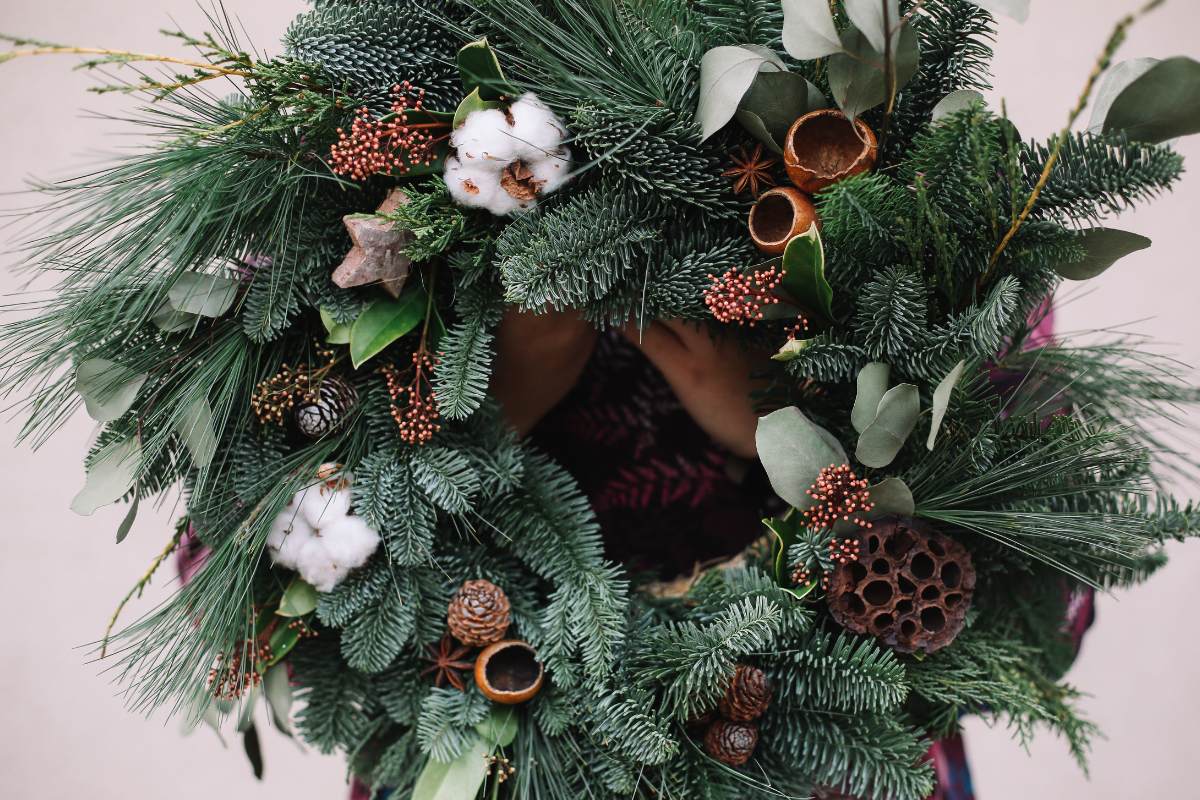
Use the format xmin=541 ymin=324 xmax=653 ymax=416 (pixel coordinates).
xmin=619 ymin=319 xmax=768 ymax=459
xmin=491 ymin=307 xmax=597 ymax=435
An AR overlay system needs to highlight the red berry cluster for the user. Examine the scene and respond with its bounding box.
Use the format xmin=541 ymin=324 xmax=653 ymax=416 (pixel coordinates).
xmin=383 ymin=349 xmax=442 ymax=446
xmin=803 ymin=464 xmax=875 ymax=531
xmin=704 ymin=266 xmax=784 ymax=325
xmin=330 ymin=82 xmax=450 ymax=181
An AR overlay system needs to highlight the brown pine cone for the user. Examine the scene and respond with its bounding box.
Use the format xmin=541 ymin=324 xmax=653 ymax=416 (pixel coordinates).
xmin=703 ymin=719 xmax=758 ymax=766
xmin=718 ymin=664 xmax=772 ymax=722
xmin=447 ymin=579 xmax=511 ymax=647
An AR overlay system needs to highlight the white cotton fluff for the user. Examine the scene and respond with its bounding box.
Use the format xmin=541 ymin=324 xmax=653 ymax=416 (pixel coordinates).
xmin=443 ymin=92 xmax=573 ymax=216
xmin=265 ymin=480 xmax=380 ymax=592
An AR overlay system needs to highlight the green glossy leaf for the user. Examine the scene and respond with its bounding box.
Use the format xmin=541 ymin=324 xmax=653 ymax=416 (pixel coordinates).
xmin=780 ymin=224 xmax=834 ymax=322
xmin=927 ymin=360 xmax=966 ymax=450
xmin=266 ymin=624 xmax=301 ymax=667
xmin=75 ymin=358 xmax=147 ymax=423
xmin=71 ymin=437 xmax=140 ymax=516
xmin=1056 ymin=228 xmax=1152 ymax=281
xmin=278 ymin=577 xmax=319 ymax=617
xmin=756 ymin=406 xmax=847 ymax=509
xmin=1103 ymin=57 xmax=1200 ymax=143
xmin=932 ymin=89 xmax=984 ymax=122
xmin=781 ymin=0 xmax=843 ymax=60
xmin=844 ymin=0 xmax=901 ymax=58
xmin=764 ymin=514 xmax=805 ymax=584
xmin=852 ymin=362 xmax=891 ymax=434
xmin=967 ymin=0 xmax=1029 ymax=23
xmin=453 ymin=87 xmax=503 ymax=129
xmin=115 ymin=494 xmax=139 ymax=544
xmin=1089 ymin=58 xmax=1158 ymax=133
xmin=736 ymin=71 xmax=827 ymax=152
xmin=772 ymin=336 xmax=809 ymax=362
xmin=698 ymin=45 xmax=785 ymax=141
xmin=828 ymin=24 xmax=920 ymax=121
xmin=174 ymin=396 xmax=217 ymax=469
xmin=457 ymin=37 xmax=512 ymax=100
xmin=320 ymin=308 xmax=353 ymax=345
xmin=412 ymin=736 xmax=491 ymax=800
xmin=350 ymin=290 xmax=427 ymax=369
xmin=855 ymin=384 xmax=919 ymax=468
xmin=168 ymin=273 xmax=239 ymax=318
xmin=475 ymin=707 xmax=519 ymax=748
xmin=263 ymin=665 xmax=293 ymax=736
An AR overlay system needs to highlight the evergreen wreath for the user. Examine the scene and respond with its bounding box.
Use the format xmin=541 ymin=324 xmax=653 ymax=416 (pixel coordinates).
xmin=3 ymin=1 xmax=1200 ymax=798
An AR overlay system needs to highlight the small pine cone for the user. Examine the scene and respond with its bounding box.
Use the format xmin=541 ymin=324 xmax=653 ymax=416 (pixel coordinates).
xmin=718 ymin=664 xmax=772 ymax=722
xmin=703 ymin=719 xmax=758 ymax=766
xmin=294 ymin=376 xmax=357 ymax=438
xmin=447 ymin=579 xmax=511 ymax=647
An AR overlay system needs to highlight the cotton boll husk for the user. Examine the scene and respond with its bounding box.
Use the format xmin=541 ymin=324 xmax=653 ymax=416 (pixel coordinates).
xmin=319 ymin=516 xmax=381 ymax=570
xmin=451 ymin=108 xmax=520 ymax=164
xmin=507 ymin=93 xmax=569 ymax=158
xmin=446 ymin=156 xmax=503 ymax=210
xmin=295 ymin=485 xmax=352 ymax=528
xmin=528 ymin=147 xmax=573 ymax=194
xmin=266 ymin=510 xmax=309 ymax=569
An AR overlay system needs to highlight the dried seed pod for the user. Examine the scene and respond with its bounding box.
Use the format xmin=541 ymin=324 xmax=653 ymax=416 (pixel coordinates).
xmin=748 ymin=186 xmax=818 ymax=254
xmin=474 ymin=639 xmax=544 ymax=704
xmin=718 ymin=664 xmax=772 ymax=722
xmin=447 ymin=579 xmax=512 ymax=646
xmin=294 ymin=377 xmax=358 ymax=439
xmin=826 ymin=516 xmax=975 ymax=654
xmin=703 ymin=719 xmax=758 ymax=766
xmin=783 ymin=109 xmax=878 ymax=194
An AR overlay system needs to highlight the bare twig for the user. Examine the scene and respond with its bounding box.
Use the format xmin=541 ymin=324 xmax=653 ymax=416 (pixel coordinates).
xmin=100 ymin=526 xmax=186 ymax=658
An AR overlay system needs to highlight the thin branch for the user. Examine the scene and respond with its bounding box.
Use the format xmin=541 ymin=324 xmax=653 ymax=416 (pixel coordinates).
xmin=0 ymin=45 xmax=252 ymax=78
xmin=100 ymin=526 xmax=186 ymax=658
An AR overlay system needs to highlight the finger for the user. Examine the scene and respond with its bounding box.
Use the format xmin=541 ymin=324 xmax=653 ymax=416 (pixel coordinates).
xmin=618 ymin=320 xmax=687 ymax=363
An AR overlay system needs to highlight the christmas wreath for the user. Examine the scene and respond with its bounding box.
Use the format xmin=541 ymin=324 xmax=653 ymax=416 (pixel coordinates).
xmin=3 ymin=1 xmax=1200 ymax=798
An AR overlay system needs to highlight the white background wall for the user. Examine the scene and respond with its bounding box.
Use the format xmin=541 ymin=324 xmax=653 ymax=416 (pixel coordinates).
xmin=0 ymin=1 xmax=1196 ymax=797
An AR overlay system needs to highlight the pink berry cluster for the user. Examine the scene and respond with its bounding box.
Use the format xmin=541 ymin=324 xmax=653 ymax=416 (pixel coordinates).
xmin=803 ymin=464 xmax=875 ymax=531
xmin=330 ymin=82 xmax=449 ymax=181
xmin=704 ymin=265 xmax=784 ymax=325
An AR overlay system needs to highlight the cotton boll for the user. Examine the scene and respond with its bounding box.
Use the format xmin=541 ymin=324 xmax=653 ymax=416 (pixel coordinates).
xmin=527 ymin=146 xmax=573 ymax=194
xmin=507 ymin=93 xmax=569 ymax=158
xmin=293 ymin=538 xmax=345 ymax=593
xmin=295 ymin=484 xmax=352 ymax=528
xmin=266 ymin=510 xmax=308 ymax=569
xmin=451 ymin=108 xmax=520 ymax=164
xmin=319 ymin=516 xmax=382 ymax=570
xmin=446 ymin=156 xmax=503 ymax=211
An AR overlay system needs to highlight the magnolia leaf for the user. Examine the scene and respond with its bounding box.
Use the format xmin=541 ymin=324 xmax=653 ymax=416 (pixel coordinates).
xmin=844 ymin=0 xmax=901 ymax=58
xmin=115 ymin=494 xmax=140 ymax=544
xmin=764 ymin=514 xmax=805 ymax=584
xmin=278 ymin=577 xmax=319 ymax=618
xmin=780 ymin=223 xmax=834 ymax=322
xmin=320 ymin=308 xmax=353 ymax=345
xmin=350 ymin=290 xmax=427 ymax=369
xmin=475 ymin=707 xmax=519 ymax=748
xmin=1056 ymin=228 xmax=1152 ymax=281
xmin=1088 ymin=58 xmax=1158 ymax=134
xmin=457 ymin=38 xmax=512 ymax=100
xmin=736 ymin=71 xmax=827 ymax=152
xmin=174 ymin=396 xmax=218 ymax=469
xmin=152 ymin=301 xmax=199 ymax=333
xmin=168 ymin=273 xmax=239 ymax=318
xmin=453 ymin=87 xmax=503 ymax=129
xmin=967 ymin=0 xmax=1030 ymax=22
xmin=828 ymin=24 xmax=920 ymax=121
xmin=243 ymin=726 xmax=264 ymax=780
xmin=855 ymin=384 xmax=919 ymax=468
xmin=266 ymin=624 xmax=301 ymax=668
xmin=263 ymin=665 xmax=293 ymax=736
xmin=867 ymin=477 xmax=915 ymax=518
xmin=932 ymin=89 xmax=985 ymax=121
xmin=851 ymin=362 xmax=891 ymax=434
xmin=773 ymin=336 xmax=810 ymax=362
xmin=781 ymin=0 xmax=843 ymax=60
xmin=71 ymin=437 xmax=141 ymax=516
xmin=412 ymin=736 xmax=491 ymax=800
xmin=927 ymin=360 xmax=966 ymax=450
xmin=698 ymin=45 xmax=785 ymax=141
xmin=1102 ymin=57 xmax=1200 ymax=144
xmin=756 ymin=406 xmax=847 ymax=509
xmin=75 ymin=358 xmax=147 ymax=423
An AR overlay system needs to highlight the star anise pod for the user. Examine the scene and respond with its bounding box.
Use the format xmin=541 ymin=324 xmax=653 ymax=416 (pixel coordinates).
xmin=421 ymin=635 xmax=475 ymax=691
xmin=723 ymin=144 xmax=778 ymax=196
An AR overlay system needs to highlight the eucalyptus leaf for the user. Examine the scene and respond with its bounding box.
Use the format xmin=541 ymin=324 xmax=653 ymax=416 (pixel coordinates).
xmin=967 ymin=0 xmax=1030 ymax=23
xmin=412 ymin=736 xmax=491 ymax=800
xmin=174 ymin=396 xmax=218 ymax=469
xmin=855 ymin=384 xmax=919 ymax=468
xmin=698 ymin=45 xmax=785 ymax=141
xmin=828 ymin=24 xmax=920 ymax=121
xmin=1056 ymin=228 xmax=1152 ymax=281
xmin=115 ymin=494 xmax=139 ymax=544
xmin=457 ymin=38 xmax=512 ymax=100
xmin=349 ymin=290 xmax=427 ymax=369
xmin=736 ymin=71 xmax=827 ymax=151
xmin=781 ymin=0 xmax=843 ymax=60
xmin=867 ymin=477 xmax=915 ymax=518
xmin=1088 ymin=58 xmax=1158 ymax=134
xmin=263 ymin=665 xmax=293 ymax=735
xmin=71 ymin=437 xmax=141 ymax=516
xmin=851 ymin=362 xmax=891 ymax=434
xmin=844 ymin=0 xmax=901 ymax=58
xmin=927 ymin=360 xmax=966 ymax=450
xmin=320 ymin=308 xmax=353 ymax=345
xmin=152 ymin=301 xmax=199 ymax=333
xmin=75 ymin=358 xmax=147 ymax=423
xmin=278 ymin=577 xmax=319 ymax=617
xmin=1102 ymin=57 xmax=1200 ymax=144
xmin=475 ymin=706 xmax=519 ymax=748
xmin=780 ymin=224 xmax=834 ymax=322
xmin=756 ymin=406 xmax=847 ymax=509
xmin=236 ymin=686 xmax=258 ymax=734
xmin=168 ymin=273 xmax=239 ymax=318
xmin=932 ymin=89 xmax=985 ymax=121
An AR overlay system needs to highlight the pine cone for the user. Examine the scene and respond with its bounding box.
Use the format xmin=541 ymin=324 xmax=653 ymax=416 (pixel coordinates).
xmin=294 ymin=376 xmax=358 ymax=438
xmin=703 ymin=719 xmax=758 ymax=766
xmin=447 ymin=579 xmax=511 ymax=647
xmin=718 ymin=664 xmax=772 ymax=722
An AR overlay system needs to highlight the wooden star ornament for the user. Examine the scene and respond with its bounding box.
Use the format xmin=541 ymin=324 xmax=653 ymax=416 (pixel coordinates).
xmin=332 ymin=188 xmax=412 ymax=298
